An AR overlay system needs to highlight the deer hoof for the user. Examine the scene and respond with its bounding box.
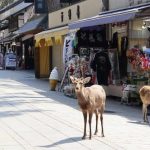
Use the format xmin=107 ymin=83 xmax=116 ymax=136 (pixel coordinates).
xmin=144 ymin=120 xmax=149 ymax=123
xmin=82 ymin=136 xmax=86 ymax=140
xmin=146 ymin=118 xmax=149 ymax=123
xmin=94 ymin=131 xmax=98 ymax=135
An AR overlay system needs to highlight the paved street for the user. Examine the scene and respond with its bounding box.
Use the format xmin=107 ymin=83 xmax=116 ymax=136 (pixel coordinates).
xmin=0 ymin=70 xmax=150 ymax=150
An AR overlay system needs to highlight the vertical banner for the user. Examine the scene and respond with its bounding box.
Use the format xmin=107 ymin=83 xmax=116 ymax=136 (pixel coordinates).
xmin=63 ymin=36 xmax=73 ymax=66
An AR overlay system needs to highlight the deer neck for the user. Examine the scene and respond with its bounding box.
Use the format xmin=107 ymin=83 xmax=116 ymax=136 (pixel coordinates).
xmin=76 ymin=86 xmax=87 ymax=102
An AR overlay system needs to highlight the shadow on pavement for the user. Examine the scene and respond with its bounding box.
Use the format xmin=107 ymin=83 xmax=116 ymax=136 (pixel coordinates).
xmin=128 ymin=121 xmax=150 ymax=126
xmin=39 ymin=137 xmax=81 ymax=148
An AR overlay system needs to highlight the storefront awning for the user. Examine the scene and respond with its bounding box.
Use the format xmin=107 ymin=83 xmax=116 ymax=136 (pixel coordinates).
xmin=35 ymin=26 xmax=69 ymax=47
xmin=69 ymin=11 xmax=137 ymax=30
xmin=35 ymin=26 xmax=69 ymax=40
xmin=69 ymin=2 xmax=150 ymax=30
xmin=16 ymin=15 xmax=47 ymax=35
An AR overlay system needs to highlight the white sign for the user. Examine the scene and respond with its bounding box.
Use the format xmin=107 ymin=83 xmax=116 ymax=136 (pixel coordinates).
xmin=5 ymin=53 xmax=16 ymax=68
xmin=63 ymin=35 xmax=74 ymax=65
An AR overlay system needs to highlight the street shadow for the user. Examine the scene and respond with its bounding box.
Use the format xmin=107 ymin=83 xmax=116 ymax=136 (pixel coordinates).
xmin=39 ymin=137 xmax=81 ymax=148
xmin=104 ymin=110 xmax=116 ymax=114
xmin=0 ymin=109 xmax=44 ymax=118
xmin=128 ymin=121 xmax=150 ymax=126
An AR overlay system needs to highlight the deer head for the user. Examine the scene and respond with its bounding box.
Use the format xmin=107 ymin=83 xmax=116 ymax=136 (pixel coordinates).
xmin=70 ymin=76 xmax=91 ymax=92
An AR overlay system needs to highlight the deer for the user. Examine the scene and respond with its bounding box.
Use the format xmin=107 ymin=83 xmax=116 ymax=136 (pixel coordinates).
xmin=139 ymin=85 xmax=150 ymax=123
xmin=70 ymin=76 xmax=106 ymax=139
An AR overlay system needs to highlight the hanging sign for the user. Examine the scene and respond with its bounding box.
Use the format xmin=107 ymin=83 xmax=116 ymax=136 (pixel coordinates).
xmin=63 ymin=36 xmax=73 ymax=65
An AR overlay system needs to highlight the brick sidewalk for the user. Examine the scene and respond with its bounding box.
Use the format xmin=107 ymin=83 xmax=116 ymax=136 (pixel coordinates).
xmin=0 ymin=70 xmax=149 ymax=150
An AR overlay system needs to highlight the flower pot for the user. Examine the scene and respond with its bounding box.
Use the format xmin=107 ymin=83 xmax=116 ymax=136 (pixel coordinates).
xmin=49 ymin=79 xmax=57 ymax=91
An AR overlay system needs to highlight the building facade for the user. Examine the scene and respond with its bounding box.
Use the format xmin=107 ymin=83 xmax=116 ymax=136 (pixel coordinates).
xmin=34 ymin=0 xmax=104 ymax=79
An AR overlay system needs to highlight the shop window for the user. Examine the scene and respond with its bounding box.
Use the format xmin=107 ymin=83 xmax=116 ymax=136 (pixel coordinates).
xmin=61 ymin=12 xmax=64 ymax=22
xmin=77 ymin=5 xmax=80 ymax=19
xmin=68 ymin=9 xmax=72 ymax=20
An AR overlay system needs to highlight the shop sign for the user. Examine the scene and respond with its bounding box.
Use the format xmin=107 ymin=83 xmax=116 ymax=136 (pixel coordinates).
xmin=4 ymin=53 xmax=16 ymax=69
xmin=77 ymin=29 xmax=106 ymax=47
xmin=63 ymin=36 xmax=73 ymax=65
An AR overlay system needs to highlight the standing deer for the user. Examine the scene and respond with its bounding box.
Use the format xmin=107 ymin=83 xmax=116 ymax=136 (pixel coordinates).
xmin=70 ymin=76 xmax=106 ymax=139
xmin=139 ymin=85 xmax=150 ymax=123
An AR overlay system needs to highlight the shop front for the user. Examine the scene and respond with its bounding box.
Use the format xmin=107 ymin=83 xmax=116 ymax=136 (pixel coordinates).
xmin=62 ymin=3 xmax=150 ymax=100
xmin=14 ymin=14 xmax=47 ymax=70
xmin=34 ymin=26 xmax=69 ymax=79
xmin=125 ymin=15 xmax=150 ymax=93
xmin=61 ymin=25 xmax=111 ymax=96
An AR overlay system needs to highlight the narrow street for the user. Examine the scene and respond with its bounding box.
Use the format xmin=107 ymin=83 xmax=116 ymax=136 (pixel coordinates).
xmin=0 ymin=70 xmax=150 ymax=150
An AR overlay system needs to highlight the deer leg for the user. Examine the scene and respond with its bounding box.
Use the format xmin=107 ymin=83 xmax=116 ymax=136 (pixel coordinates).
xmin=82 ymin=111 xmax=87 ymax=139
xmin=143 ymin=104 xmax=145 ymax=122
xmin=145 ymin=106 xmax=149 ymax=123
xmin=146 ymin=113 xmax=149 ymax=123
xmin=89 ymin=113 xmax=93 ymax=140
xmin=100 ymin=113 xmax=104 ymax=137
xmin=143 ymin=104 xmax=148 ymax=123
xmin=94 ymin=111 xmax=98 ymax=135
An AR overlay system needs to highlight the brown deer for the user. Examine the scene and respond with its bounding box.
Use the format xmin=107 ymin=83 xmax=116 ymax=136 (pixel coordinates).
xmin=70 ymin=76 xmax=106 ymax=139
xmin=139 ymin=85 xmax=150 ymax=123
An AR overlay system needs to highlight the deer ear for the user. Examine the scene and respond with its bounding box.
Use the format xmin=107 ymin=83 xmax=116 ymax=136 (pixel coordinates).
xmin=70 ymin=76 xmax=75 ymax=83
xmin=83 ymin=77 xmax=91 ymax=84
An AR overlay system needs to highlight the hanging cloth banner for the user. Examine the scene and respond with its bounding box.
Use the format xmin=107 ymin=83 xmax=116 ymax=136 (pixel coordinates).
xmin=63 ymin=35 xmax=74 ymax=65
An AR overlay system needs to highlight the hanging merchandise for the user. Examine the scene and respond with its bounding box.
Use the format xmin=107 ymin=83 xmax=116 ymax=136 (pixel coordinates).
xmin=126 ymin=47 xmax=150 ymax=71
xmin=142 ymin=49 xmax=150 ymax=71
xmin=126 ymin=47 xmax=141 ymax=70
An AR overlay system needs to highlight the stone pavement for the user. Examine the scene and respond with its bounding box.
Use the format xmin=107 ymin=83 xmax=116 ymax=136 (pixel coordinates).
xmin=0 ymin=70 xmax=150 ymax=150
